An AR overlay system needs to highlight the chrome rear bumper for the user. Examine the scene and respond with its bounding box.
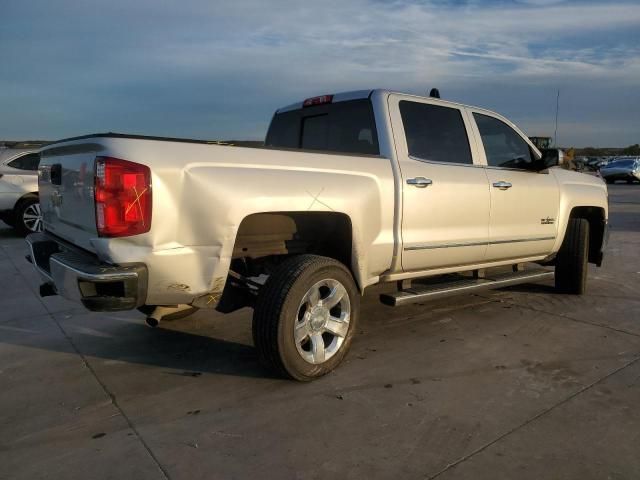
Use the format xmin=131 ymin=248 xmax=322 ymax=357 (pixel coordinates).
xmin=26 ymin=232 xmax=147 ymax=311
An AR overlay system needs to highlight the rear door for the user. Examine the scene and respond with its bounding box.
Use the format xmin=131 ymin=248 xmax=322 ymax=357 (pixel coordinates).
xmin=388 ymin=95 xmax=491 ymax=271
xmin=469 ymin=111 xmax=559 ymax=262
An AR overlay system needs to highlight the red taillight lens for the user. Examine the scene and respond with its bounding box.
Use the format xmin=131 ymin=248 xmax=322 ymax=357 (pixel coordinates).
xmin=303 ymin=94 xmax=333 ymax=107
xmin=95 ymin=157 xmax=152 ymax=237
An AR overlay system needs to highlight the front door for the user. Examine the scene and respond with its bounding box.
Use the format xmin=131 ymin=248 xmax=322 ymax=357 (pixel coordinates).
xmin=470 ymin=111 xmax=559 ymax=262
xmin=389 ymin=96 xmax=491 ymax=272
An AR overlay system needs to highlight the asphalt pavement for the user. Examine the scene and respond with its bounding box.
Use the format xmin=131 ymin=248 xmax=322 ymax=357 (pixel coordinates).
xmin=1 ymin=184 xmax=639 ymax=480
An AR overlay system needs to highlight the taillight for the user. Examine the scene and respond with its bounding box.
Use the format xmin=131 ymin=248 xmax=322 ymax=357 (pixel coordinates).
xmin=303 ymin=94 xmax=333 ymax=107
xmin=94 ymin=157 xmax=152 ymax=237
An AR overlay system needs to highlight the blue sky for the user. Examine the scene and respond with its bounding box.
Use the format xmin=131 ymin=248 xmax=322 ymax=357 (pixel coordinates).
xmin=1 ymin=0 xmax=638 ymax=147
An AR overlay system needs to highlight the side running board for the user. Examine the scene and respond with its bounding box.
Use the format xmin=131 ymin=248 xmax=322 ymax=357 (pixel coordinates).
xmin=380 ymin=268 xmax=554 ymax=307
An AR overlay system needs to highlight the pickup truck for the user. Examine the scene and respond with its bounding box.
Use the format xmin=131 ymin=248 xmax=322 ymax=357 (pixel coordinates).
xmin=26 ymin=89 xmax=609 ymax=381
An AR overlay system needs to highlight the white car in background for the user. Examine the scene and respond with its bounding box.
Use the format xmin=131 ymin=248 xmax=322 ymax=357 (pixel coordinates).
xmin=0 ymin=148 xmax=43 ymax=234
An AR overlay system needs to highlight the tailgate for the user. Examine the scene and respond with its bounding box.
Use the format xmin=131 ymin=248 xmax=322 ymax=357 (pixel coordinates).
xmin=39 ymin=141 xmax=100 ymax=252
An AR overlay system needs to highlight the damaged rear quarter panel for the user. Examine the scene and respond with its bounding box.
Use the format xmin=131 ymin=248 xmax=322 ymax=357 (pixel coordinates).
xmin=177 ymin=146 xmax=396 ymax=292
xmin=93 ymin=139 xmax=395 ymax=303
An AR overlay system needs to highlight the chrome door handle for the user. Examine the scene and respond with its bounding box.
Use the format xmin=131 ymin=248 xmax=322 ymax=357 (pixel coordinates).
xmin=406 ymin=177 xmax=433 ymax=188
xmin=492 ymin=181 xmax=512 ymax=190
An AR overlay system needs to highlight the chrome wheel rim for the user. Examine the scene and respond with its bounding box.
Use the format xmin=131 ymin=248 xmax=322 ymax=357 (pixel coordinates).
xmin=294 ymin=278 xmax=351 ymax=365
xmin=23 ymin=203 xmax=42 ymax=232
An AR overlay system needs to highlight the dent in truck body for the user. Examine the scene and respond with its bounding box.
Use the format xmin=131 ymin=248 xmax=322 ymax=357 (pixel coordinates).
xmin=75 ymin=136 xmax=395 ymax=306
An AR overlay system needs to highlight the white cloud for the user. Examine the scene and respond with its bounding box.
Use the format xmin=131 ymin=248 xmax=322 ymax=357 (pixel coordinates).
xmin=0 ymin=0 xmax=639 ymax=145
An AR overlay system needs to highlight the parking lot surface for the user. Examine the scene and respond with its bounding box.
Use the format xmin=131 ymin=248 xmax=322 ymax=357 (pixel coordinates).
xmin=1 ymin=184 xmax=639 ymax=480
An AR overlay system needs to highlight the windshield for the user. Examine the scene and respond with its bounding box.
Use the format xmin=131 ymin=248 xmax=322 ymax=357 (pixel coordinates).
xmin=265 ymin=99 xmax=379 ymax=155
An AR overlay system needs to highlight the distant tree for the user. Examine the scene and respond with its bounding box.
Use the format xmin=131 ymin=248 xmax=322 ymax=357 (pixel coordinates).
xmin=622 ymin=144 xmax=640 ymax=155
xmin=579 ymin=147 xmax=601 ymax=156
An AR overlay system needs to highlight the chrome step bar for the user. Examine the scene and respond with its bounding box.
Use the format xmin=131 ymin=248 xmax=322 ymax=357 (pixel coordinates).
xmin=380 ymin=268 xmax=554 ymax=307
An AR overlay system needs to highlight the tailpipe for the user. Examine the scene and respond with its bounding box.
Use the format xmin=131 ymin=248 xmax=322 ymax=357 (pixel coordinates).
xmin=144 ymin=304 xmax=196 ymax=328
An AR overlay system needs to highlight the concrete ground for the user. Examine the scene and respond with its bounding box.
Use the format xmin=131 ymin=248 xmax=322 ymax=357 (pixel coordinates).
xmin=1 ymin=184 xmax=639 ymax=480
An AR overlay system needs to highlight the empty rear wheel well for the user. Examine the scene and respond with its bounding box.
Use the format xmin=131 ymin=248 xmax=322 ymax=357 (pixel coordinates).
xmin=216 ymin=212 xmax=355 ymax=314
xmin=569 ymin=206 xmax=606 ymax=265
xmin=231 ymin=211 xmax=354 ymax=276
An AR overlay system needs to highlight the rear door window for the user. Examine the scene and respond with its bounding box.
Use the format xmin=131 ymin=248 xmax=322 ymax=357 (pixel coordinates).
xmin=266 ymin=99 xmax=379 ymax=155
xmin=399 ymin=101 xmax=472 ymax=165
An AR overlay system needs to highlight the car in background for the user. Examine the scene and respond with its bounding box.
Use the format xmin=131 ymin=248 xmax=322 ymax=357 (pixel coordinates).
xmin=0 ymin=148 xmax=42 ymax=234
xmin=599 ymin=157 xmax=640 ymax=184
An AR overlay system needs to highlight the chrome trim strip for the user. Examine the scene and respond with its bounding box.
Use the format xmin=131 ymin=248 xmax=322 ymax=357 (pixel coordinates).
xmin=404 ymin=240 xmax=487 ymax=251
xmin=408 ymin=155 xmax=485 ymax=169
xmin=404 ymin=236 xmax=556 ymax=251
xmin=490 ymin=236 xmax=555 ymax=245
xmin=485 ymin=165 xmax=549 ymax=174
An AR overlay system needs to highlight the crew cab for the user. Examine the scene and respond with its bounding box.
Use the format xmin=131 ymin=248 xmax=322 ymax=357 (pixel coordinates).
xmin=27 ymin=89 xmax=609 ymax=380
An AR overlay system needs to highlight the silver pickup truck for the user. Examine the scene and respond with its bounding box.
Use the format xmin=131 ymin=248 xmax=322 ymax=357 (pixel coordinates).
xmin=27 ymin=89 xmax=609 ymax=380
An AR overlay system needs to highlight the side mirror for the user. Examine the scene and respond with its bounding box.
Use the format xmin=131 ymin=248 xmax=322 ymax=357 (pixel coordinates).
xmin=538 ymin=148 xmax=561 ymax=169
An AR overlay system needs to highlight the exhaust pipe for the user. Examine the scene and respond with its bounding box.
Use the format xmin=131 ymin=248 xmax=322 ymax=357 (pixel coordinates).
xmin=145 ymin=304 xmax=195 ymax=328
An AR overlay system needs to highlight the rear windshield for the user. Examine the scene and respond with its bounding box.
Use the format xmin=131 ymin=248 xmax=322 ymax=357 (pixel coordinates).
xmin=265 ymin=99 xmax=379 ymax=155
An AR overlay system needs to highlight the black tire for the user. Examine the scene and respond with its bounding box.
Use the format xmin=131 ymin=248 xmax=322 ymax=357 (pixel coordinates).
xmin=555 ymin=217 xmax=589 ymax=294
xmin=14 ymin=195 xmax=41 ymax=235
xmin=252 ymin=255 xmax=359 ymax=381
xmin=605 ymin=178 xmax=614 ymax=184
xmin=0 ymin=212 xmax=15 ymax=227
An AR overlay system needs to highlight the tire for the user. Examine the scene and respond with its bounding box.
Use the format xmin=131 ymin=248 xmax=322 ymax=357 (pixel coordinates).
xmin=14 ymin=195 xmax=42 ymax=235
xmin=252 ymin=255 xmax=359 ymax=381
xmin=555 ymin=217 xmax=589 ymax=294
xmin=0 ymin=212 xmax=15 ymax=227
xmin=605 ymin=178 xmax=614 ymax=184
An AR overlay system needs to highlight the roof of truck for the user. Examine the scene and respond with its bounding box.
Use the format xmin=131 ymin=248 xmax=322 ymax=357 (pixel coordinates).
xmin=275 ymin=88 xmax=483 ymax=114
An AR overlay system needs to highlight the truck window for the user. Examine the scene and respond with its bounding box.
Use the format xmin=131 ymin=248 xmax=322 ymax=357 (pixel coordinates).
xmin=266 ymin=99 xmax=379 ymax=155
xmin=473 ymin=113 xmax=533 ymax=169
xmin=399 ymin=101 xmax=472 ymax=165
xmin=8 ymin=152 xmax=40 ymax=171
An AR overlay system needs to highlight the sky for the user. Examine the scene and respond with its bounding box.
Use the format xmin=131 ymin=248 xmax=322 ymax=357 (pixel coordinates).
xmin=1 ymin=0 xmax=639 ymax=147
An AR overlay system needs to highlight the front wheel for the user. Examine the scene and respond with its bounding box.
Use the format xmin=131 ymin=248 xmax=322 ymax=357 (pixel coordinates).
xmin=555 ymin=217 xmax=589 ymax=294
xmin=252 ymin=255 xmax=359 ymax=381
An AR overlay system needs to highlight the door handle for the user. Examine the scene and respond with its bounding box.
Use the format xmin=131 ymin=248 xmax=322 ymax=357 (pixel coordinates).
xmin=50 ymin=164 xmax=62 ymax=185
xmin=492 ymin=181 xmax=512 ymax=190
xmin=406 ymin=177 xmax=433 ymax=188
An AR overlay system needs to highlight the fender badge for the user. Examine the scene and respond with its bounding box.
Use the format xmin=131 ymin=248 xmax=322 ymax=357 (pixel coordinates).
xmin=541 ymin=217 xmax=555 ymax=225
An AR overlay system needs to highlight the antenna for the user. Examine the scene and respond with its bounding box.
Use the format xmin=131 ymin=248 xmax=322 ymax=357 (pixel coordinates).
xmin=553 ymin=89 xmax=560 ymax=147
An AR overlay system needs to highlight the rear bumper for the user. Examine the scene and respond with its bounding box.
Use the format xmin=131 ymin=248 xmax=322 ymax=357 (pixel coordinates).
xmin=26 ymin=232 xmax=147 ymax=311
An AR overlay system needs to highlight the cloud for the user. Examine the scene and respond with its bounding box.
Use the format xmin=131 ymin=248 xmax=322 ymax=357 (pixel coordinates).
xmin=0 ymin=0 xmax=638 ymax=146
